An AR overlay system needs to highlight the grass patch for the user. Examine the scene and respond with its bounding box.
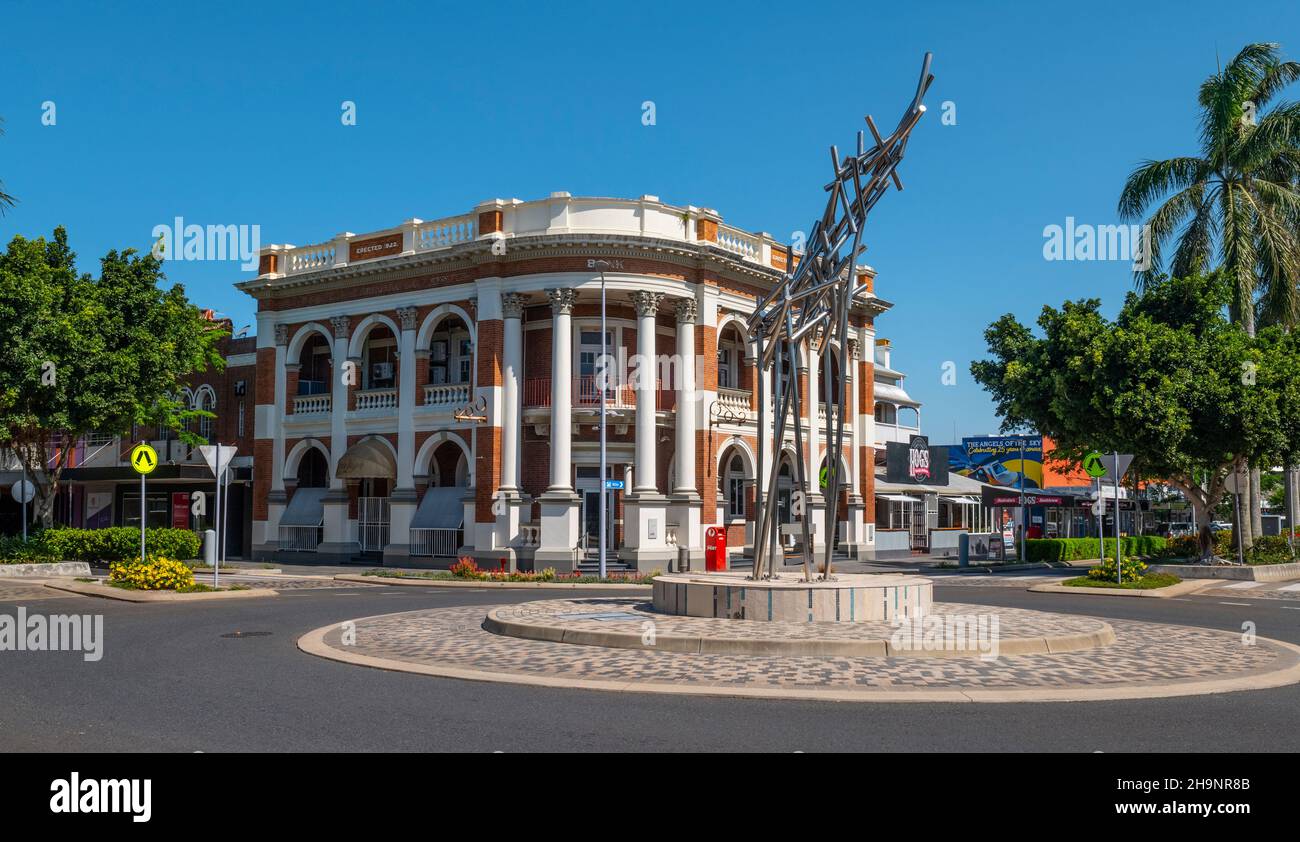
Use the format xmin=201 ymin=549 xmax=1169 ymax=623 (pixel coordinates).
xmin=1063 ymin=573 xmax=1182 ymax=590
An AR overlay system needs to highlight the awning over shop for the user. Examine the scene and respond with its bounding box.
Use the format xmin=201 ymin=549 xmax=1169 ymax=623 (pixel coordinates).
xmin=336 ymin=438 xmax=397 ymax=479
xmin=410 ymin=487 xmax=465 ymax=529
xmin=880 ymin=493 xmax=922 ymax=503
xmin=280 ymin=487 xmax=326 ymax=527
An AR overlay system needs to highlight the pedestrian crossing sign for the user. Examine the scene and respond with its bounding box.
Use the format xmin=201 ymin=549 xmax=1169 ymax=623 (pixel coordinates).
xmin=131 ymin=443 xmax=159 ymax=475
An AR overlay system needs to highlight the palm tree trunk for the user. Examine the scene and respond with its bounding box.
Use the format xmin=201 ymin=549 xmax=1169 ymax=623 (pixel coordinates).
xmin=1285 ymin=466 xmax=1299 ymax=553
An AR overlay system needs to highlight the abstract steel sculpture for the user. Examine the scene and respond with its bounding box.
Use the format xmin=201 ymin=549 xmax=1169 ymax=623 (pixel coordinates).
xmin=748 ymin=53 xmax=934 ymax=582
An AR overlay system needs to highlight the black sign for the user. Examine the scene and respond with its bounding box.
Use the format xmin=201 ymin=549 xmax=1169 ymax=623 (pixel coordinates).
xmin=885 ymin=436 xmax=949 ymax=485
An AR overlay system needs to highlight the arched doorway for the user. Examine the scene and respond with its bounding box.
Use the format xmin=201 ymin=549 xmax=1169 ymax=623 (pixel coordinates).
xmin=337 ymin=437 xmax=397 ymax=554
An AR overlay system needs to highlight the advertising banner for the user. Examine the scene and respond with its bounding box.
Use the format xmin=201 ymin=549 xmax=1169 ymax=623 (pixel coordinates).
xmin=950 ymin=435 xmax=1043 ymax=489
xmin=885 ymin=435 xmax=950 ymax=485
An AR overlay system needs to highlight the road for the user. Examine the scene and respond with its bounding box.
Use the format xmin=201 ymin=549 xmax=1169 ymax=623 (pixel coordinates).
xmin=3 ymin=569 xmax=1299 ymax=752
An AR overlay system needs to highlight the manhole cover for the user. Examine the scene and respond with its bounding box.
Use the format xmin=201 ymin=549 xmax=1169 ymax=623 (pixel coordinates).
xmin=220 ymin=631 xmax=272 ymax=638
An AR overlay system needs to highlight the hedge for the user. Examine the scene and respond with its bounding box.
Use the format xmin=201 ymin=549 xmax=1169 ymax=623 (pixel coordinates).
xmin=0 ymin=528 xmax=201 ymax=563
xmin=1024 ymin=536 xmax=1167 ymax=563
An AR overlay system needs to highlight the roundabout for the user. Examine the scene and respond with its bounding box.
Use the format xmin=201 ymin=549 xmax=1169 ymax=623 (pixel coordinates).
xmin=298 ymin=591 xmax=1300 ymax=703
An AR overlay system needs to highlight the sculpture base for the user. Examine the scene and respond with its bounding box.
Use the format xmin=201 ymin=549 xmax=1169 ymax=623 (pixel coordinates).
xmin=652 ymin=571 xmax=931 ymax=623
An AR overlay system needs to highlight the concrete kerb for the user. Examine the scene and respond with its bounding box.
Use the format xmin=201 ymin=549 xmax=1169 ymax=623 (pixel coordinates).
xmin=0 ymin=562 xmax=93 ymax=578
xmin=1028 ymin=579 xmax=1215 ymax=599
xmin=296 ymin=612 xmax=1300 ymax=704
xmin=482 ymin=608 xmax=1117 ymax=657
xmin=334 ymin=573 xmax=652 ymax=591
xmin=43 ymin=580 xmax=279 ymax=602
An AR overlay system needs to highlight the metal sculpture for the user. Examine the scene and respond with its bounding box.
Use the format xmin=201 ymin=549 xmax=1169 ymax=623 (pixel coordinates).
xmin=748 ymin=53 xmax=934 ymax=581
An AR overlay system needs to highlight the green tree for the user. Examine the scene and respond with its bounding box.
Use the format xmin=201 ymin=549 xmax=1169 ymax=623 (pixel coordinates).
xmin=971 ymin=273 xmax=1300 ymax=531
xmin=0 ymin=227 xmax=225 ymax=527
xmin=1117 ymin=42 xmax=1300 ymax=544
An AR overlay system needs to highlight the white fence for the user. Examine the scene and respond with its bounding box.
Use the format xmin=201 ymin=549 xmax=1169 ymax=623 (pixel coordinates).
xmin=409 ymin=528 xmax=462 ymax=558
xmin=279 ymin=525 xmax=322 ymax=552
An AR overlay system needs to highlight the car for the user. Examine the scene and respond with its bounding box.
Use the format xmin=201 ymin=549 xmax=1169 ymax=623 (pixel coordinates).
xmin=1209 ymin=521 xmax=1233 ymax=532
xmin=1167 ymin=522 xmax=1194 ymax=539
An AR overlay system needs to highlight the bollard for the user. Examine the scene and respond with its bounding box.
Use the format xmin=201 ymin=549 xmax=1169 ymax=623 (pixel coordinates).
xmin=958 ymin=532 xmax=970 ymax=568
xmin=677 ymin=546 xmax=690 ymax=573
xmin=203 ymin=529 xmax=217 ymax=567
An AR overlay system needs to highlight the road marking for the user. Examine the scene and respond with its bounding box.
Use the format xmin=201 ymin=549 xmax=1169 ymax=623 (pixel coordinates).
xmin=1218 ymin=601 xmax=1252 ymax=606
xmin=1282 ymin=606 xmax=1300 ymax=610
xmin=1276 ymin=583 xmax=1300 ymax=592
xmin=1222 ymin=581 xmax=1267 ymax=590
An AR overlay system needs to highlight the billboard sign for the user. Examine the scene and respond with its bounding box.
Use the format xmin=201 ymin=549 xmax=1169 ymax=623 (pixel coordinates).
xmin=885 ymin=436 xmax=949 ymax=485
xmin=950 ymin=435 xmax=1044 ymax=489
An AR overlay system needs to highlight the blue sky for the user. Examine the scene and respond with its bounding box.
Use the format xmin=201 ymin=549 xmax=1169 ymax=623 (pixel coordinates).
xmin=2 ymin=0 xmax=1297 ymax=441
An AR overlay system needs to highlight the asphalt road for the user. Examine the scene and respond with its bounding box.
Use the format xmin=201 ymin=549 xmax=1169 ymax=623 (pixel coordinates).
xmin=3 ymin=572 xmax=1299 ymax=752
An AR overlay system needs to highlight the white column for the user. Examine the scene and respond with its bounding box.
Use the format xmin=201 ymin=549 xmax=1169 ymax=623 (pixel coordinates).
xmin=546 ymin=288 xmax=577 ymax=490
xmin=631 ymin=290 xmax=663 ymax=492
xmin=395 ymin=307 xmax=418 ymax=490
xmin=806 ymin=333 xmax=820 ymax=487
xmin=500 ymin=293 xmax=525 ymax=492
xmin=673 ymin=298 xmax=697 ymax=494
xmin=271 ymin=325 xmax=288 ymax=495
xmin=321 ymin=314 xmax=354 ymax=555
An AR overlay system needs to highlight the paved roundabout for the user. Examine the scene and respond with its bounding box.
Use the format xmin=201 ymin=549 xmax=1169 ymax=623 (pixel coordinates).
xmin=299 ymin=596 xmax=1300 ymax=703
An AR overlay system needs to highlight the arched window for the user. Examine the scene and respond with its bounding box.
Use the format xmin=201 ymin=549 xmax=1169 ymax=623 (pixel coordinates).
xmin=197 ymin=389 xmax=216 ymax=442
xmin=726 ymin=453 xmax=746 ymax=519
xmin=298 ymin=448 xmax=330 ymax=488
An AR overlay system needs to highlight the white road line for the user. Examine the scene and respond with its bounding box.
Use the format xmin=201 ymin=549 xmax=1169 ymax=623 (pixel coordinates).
xmin=1218 ymin=601 xmax=1253 ymax=606
xmin=1276 ymin=582 xmax=1300 ymax=592
xmin=1282 ymin=606 xmax=1300 ymax=610
xmin=1221 ymin=581 xmax=1267 ymax=590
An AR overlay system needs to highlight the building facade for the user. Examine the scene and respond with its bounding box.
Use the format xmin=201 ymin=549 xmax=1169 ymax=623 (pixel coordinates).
xmin=239 ymin=194 xmax=893 ymax=571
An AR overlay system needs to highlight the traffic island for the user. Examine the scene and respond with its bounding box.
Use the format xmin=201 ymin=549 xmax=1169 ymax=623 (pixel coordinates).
xmin=299 ymin=597 xmax=1300 ymax=703
xmin=652 ymin=571 xmax=932 ymax=622
xmin=44 ymin=579 xmax=278 ymax=603
xmin=1028 ymin=576 xmax=1210 ymax=599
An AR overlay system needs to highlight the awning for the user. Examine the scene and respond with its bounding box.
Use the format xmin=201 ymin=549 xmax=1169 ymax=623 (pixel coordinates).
xmin=942 ymin=495 xmax=981 ymax=505
xmin=336 ymin=438 xmax=396 ymax=479
xmin=873 ymin=382 xmax=920 ymax=406
xmin=881 ymin=493 xmax=922 ymax=503
xmin=410 ymin=486 xmax=465 ymax=529
xmin=281 ymin=487 xmax=326 ymax=527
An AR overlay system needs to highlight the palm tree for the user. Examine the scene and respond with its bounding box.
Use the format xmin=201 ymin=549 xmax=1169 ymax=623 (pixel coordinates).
xmin=1118 ymin=42 xmax=1300 ymax=546
xmin=0 ymin=116 xmax=15 ymax=215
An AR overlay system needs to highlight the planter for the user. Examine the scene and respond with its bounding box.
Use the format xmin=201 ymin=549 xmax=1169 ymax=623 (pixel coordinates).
xmin=0 ymin=561 xmax=92 ymax=578
xmin=1146 ymin=562 xmax=1300 ymax=582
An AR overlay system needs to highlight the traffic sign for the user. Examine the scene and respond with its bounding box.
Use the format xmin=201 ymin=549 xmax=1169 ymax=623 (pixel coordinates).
xmin=10 ymin=479 xmax=34 ymax=504
xmin=198 ymin=444 xmax=234 ymax=479
xmin=130 ymin=443 xmax=159 ymax=475
xmin=1083 ymin=451 xmax=1106 ymax=478
xmin=604 ymin=479 xmax=624 ymax=490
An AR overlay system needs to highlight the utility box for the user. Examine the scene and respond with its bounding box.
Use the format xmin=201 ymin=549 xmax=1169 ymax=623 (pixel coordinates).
xmin=705 ymin=526 xmax=728 ymax=571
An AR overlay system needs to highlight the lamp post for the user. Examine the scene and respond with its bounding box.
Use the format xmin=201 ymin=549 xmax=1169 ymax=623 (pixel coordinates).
xmin=593 ymin=260 xmax=611 ymax=579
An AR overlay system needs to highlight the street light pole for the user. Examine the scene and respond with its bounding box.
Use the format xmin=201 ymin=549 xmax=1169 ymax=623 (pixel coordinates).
xmin=595 ymin=260 xmax=610 ymax=580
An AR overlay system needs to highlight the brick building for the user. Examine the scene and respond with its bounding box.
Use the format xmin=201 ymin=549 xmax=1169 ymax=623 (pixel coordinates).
xmin=239 ymin=193 xmax=894 ymax=570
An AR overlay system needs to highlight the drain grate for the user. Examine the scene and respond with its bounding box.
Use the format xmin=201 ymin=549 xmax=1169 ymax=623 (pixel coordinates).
xmin=220 ymin=631 xmax=272 ymax=639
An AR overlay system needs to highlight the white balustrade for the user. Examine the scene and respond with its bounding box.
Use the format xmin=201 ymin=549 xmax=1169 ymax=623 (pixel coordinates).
xmin=715 ymin=226 xmax=761 ymax=261
xmin=423 ymin=383 xmax=471 ymax=407
xmin=410 ymin=527 xmax=463 ymax=558
xmin=287 ymin=242 xmax=336 ymax=273
xmin=293 ymin=394 xmax=331 ymax=415
xmin=279 ymin=525 xmax=322 ymax=552
xmin=416 ymin=215 xmax=477 ymax=251
xmin=355 ymin=388 xmax=398 ymax=411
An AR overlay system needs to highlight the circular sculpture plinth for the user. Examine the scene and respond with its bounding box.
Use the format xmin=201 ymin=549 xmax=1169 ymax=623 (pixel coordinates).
xmin=652 ymin=571 xmax=931 ymax=623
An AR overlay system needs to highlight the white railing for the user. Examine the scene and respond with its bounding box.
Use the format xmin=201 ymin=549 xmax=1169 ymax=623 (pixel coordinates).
xmin=717 ymin=387 xmax=751 ymax=413
xmin=416 ymin=215 xmax=477 ymax=251
xmin=358 ymin=497 xmax=390 ymax=553
xmin=287 ymin=242 xmax=337 ymax=273
xmin=293 ymin=394 xmax=331 ymax=415
xmin=715 ymin=226 xmax=761 ymax=261
xmin=409 ymin=527 xmax=462 ymax=558
xmin=279 ymin=525 xmax=322 ymax=552
xmin=423 ymin=383 xmax=471 ymax=407
xmin=355 ymin=388 xmax=398 ymax=411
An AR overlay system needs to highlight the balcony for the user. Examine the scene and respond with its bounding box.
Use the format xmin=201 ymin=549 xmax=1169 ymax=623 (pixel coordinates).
xmin=524 ymin=377 xmax=673 ymax=411
xmin=423 ymin=383 xmax=471 ymax=407
xmin=355 ymin=388 xmax=398 ymax=412
xmin=293 ymin=394 xmax=331 ymax=415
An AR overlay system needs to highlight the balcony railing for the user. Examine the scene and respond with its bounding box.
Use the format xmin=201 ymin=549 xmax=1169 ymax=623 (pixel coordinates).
xmin=423 ymin=383 xmax=471 ymax=407
xmin=254 ymin=196 xmax=799 ymax=281
xmin=355 ymin=388 xmax=398 ymax=411
xmin=293 ymin=394 xmax=331 ymax=415
xmin=717 ymin=387 xmax=752 ymax=414
xmin=410 ymin=527 xmax=463 ymax=558
xmin=524 ymin=377 xmax=673 ymax=410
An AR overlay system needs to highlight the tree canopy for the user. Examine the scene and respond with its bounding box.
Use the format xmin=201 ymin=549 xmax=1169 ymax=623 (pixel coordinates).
xmin=971 ymin=273 xmax=1300 ymax=524
xmin=0 ymin=226 xmax=225 ymax=523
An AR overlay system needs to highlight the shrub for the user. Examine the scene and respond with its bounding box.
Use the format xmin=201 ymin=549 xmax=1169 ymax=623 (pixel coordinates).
xmin=448 ymin=556 xmax=479 ymax=578
xmin=0 ymin=536 xmax=60 ymax=564
xmin=1087 ymin=555 xmax=1148 ymax=582
xmin=109 ymin=555 xmax=196 ymax=590
xmin=34 ymin=527 xmax=201 ymax=562
xmin=1024 ymin=536 xmax=1166 ymax=563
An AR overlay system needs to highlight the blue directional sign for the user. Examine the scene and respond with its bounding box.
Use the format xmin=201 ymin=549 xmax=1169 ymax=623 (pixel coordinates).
xmin=605 ymin=479 xmax=625 ymax=490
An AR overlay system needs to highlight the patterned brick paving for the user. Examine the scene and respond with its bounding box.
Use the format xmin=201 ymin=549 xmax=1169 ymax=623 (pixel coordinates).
xmin=317 ymin=599 xmax=1296 ymax=694
xmin=490 ymin=597 xmax=1104 ymax=644
xmin=0 ymin=580 xmax=84 ymax=602
xmin=189 ymin=573 xmax=378 ymax=590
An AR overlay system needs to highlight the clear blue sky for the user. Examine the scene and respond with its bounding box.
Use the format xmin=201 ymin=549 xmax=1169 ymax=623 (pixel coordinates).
xmin=2 ymin=0 xmax=1297 ymax=442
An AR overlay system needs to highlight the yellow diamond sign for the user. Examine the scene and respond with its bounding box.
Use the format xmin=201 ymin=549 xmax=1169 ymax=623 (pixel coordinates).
xmin=130 ymin=443 xmax=159 ymax=475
